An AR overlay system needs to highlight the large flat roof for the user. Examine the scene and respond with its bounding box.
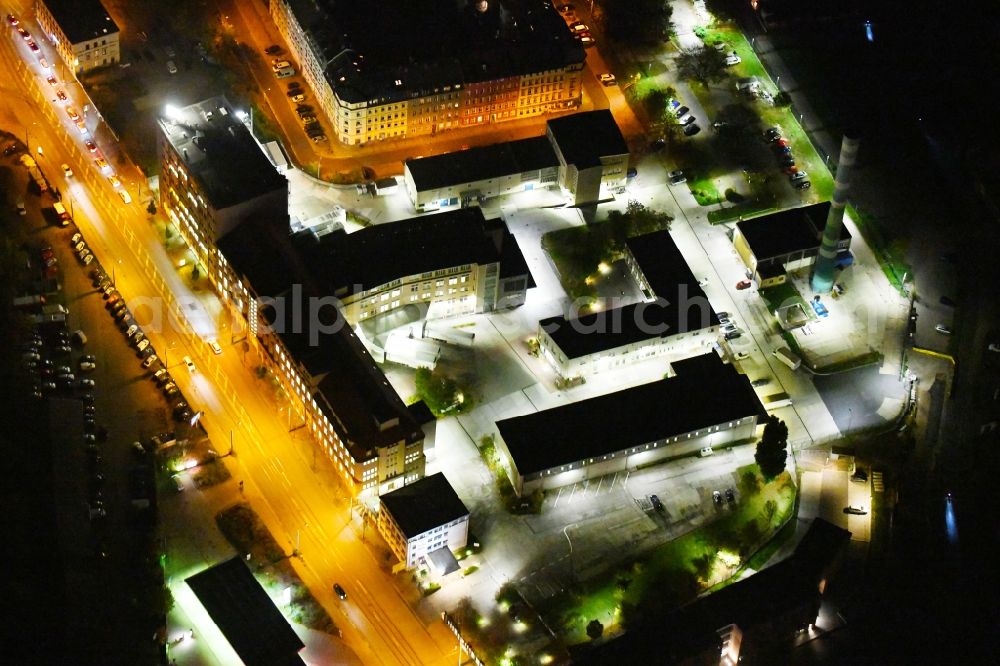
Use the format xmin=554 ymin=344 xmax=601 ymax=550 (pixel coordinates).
xmin=547 ymin=110 xmax=629 ymax=168
xmin=736 ymin=202 xmax=849 ymax=260
xmin=186 ymin=558 xmax=305 ymax=666
xmin=541 ymin=230 xmax=717 ymax=359
xmin=158 ymin=96 xmax=287 ymax=210
xmin=405 ymin=136 xmax=559 ymax=191
xmin=290 ymin=0 xmax=585 ymax=104
xmin=42 ymin=0 xmax=119 ymax=44
xmin=294 ymin=208 xmax=503 ymax=298
xmin=379 ymin=473 xmax=469 ymax=539
xmin=496 ymin=354 xmax=765 ymax=475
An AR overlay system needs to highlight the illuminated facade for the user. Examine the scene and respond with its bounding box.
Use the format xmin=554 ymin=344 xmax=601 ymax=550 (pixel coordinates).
xmin=294 ymin=208 xmax=534 ymax=326
xmin=269 ymin=0 xmax=585 ymax=145
xmin=494 ymin=354 xmax=766 ymax=497
xmin=34 ymin=0 xmax=119 ymax=74
xmin=538 ymin=231 xmax=722 ymax=380
xmin=157 ymin=97 xmax=430 ymax=499
xmin=377 ymin=473 xmax=469 ymax=571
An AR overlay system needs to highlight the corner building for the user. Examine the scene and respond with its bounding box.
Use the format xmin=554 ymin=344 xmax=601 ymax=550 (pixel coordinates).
xmin=270 ymin=0 xmax=585 ymax=145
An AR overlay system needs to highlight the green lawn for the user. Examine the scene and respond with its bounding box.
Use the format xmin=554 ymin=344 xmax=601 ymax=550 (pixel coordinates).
xmin=546 ymin=466 xmax=797 ymax=644
xmin=687 ymin=176 xmax=722 ymax=206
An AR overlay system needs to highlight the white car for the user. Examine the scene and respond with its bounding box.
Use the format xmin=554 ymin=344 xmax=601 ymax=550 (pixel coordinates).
xmin=724 ymin=53 xmax=741 ymax=66
xmin=989 ymin=343 xmax=1000 ymax=353
xmin=167 ymin=60 xmax=178 ymax=74
xmin=698 ymin=277 xmax=709 ymax=287
xmin=208 ymin=340 xmax=222 ymax=355
xmin=142 ymin=354 xmax=158 ymax=369
xmin=790 ymin=171 xmax=809 ymax=182
xmin=79 ymin=361 xmax=96 ymax=372
xmin=598 ymin=73 xmax=616 ymax=86
xmin=136 ymin=339 xmax=150 ymax=352
xmin=184 ymin=355 xmax=196 ymax=373
xmin=733 ymin=351 xmax=750 ymax=361
xmin=61 ymin=163 xmax=73 ymax=178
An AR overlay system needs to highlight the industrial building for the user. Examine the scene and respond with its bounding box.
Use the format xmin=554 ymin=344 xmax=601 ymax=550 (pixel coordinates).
xmin=34 ymin=0 xmax=119 ymax=74
xmin=493 ymin=354 xmax=766 ymax=496
xmin=269 ymin=0 xmax=585 ymax=145
xmin=403 ymin=110 xmax=629 ymax=211
xmin=732 ymin=203 xmax=853 ymax=288
xmin=377 ymin=473 xmax=470 ymax=572
xmin=538 ymin=230 xmax=720 ymax=379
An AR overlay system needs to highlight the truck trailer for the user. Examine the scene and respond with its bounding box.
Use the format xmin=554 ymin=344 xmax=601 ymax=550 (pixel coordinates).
xmin=773 ymin=347 xmax=802 ymax=370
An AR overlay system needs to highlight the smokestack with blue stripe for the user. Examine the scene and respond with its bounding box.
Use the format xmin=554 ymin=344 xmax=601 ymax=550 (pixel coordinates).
xmin=811 ymin=135 xmax=860 ymax=292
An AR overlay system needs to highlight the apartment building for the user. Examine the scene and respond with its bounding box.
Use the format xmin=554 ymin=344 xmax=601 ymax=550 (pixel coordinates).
xmin=269 ymin=0 xmax=585 ymax=145
xmin=34 ymin=0 xmax=119 ymax=74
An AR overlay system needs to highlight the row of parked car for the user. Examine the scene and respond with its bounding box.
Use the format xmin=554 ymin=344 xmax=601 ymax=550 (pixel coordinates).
xmin=763 ymin=126 xmax=811 ymax=190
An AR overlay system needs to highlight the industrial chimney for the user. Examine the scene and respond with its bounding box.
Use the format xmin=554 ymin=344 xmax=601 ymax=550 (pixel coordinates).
xmin=811 ymin=134 xmax=860 ymax=292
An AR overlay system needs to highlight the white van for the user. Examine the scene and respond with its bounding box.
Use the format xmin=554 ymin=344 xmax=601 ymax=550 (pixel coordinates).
xmin=275 ymin=66 xmax=295 ymax=78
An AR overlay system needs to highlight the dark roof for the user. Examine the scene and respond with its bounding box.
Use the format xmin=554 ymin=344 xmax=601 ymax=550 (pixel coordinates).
xmin=379 ymin=473 xmax=469 ymax=539
xmin=496 ymin=354 xmax=766 ymax=475
xmin=735 ymin=202 xmax=854 ymax=260
xmin=159 ymin=96 xmax=287 ymax=210
xmin=576 ymin=518 xmax=850 ymax=664
xmin=488 ymin=220 xmax=535 ymax=283
xmin=295 ymin=208 xmax=503 ymax=298
xmin=217 ymin=217 xmax=299 ymax=297
xmin=312 ymin=325 xmax=424 ymax=461
xmin=292 ymin=0 xmax=585 ymax=104
xmin=626 ymin=230 xmax=713 ymax=302
xmin=405 ymin=137 xmax=558 ymax=191
xmin=186 ymin=558 xmax=305 ymax=666
xmin=43 ymin=0 xmax=119 ymax=44
xmin=541 ymin=231 xmax=717 ymax=359
xmin=547 ymin=110 xmax=629 ymax=168
xmin=407 ymin=400 xmax=436 ymax=427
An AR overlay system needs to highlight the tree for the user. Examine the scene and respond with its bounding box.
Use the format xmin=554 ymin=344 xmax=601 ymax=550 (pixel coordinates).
xmin=676 ymin=46 xmax=729 ymax=86
xmin=586 ymin=619 xmax=604 ymax=640
xmin=602 ymin=0 xmax=673 ymax=46
xmin=755 ymin=415 xmax=788 ymax=479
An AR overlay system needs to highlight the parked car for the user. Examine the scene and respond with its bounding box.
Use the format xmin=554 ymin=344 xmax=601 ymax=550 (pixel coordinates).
xmin=668 ymin=170 xmax=686 ymax=185
xmin=333 ymin=583 xmax=347 ymax=600
xmin=935 ymin=324 xmax=952 ymax=335
xmin=713 ymin=490 xmax=723 ymax=506
xmin=598 ymin=73 xmax=616 ymax=86
xmin=725 ymin=488 xmax=736 ymax=503
xmin=843 ymin=506 xmax=867 ymax=515
xmin=735 ymin=280 xmax=752 ymax=290
xmin=724 ymin=53 xmax=741 ymax=66
xmin=683 ymin=124 xmax=701 ymax=136
xmin=650 ymin=494 xmax=664 ymax=511
xmin=794 ymin=180 xmax=812 ymax=190
xmin=751 ymin=378 xmax=771 ymax=387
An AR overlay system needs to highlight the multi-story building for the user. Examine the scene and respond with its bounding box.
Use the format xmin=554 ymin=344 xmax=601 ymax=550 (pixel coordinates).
xmin=292 ymin=207 xmax=534 ymax=324
xmin=538 ymin=231 xmax=721 ymax=380
xmin=269 ymin=0 xmax=585 ymax=145
xmin=494 ymin=353 xmax=766 ymax=496
xmin=157 ymin=96 xmax=289 ymax=315
xmin=403 ymin=110 xmax=629 ymax=212
xmin=377 ymin=473 xmax=470 ymax=572
xmin=34 ymin=0 xmax=119 ymax=74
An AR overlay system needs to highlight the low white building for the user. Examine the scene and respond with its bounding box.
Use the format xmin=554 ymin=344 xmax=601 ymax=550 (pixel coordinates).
xmin=538 ymin=231 xmax=722 ymax=380
xmin=403 ymin=110 xmax=629 ymax=212
xmin=377 ymin=473 xmax=470 ymax=572
xmin=494 ymin=354 xmax=766 ymax=497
